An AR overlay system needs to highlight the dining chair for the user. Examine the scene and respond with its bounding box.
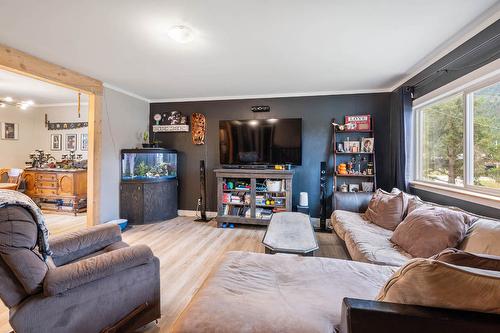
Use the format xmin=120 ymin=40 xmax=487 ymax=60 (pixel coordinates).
xmin=7 ymin=168 xmax=24 ymax=190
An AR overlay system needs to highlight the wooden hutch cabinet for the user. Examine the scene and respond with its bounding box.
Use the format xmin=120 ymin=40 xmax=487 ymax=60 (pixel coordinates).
xmin=23 ymin=169 xmax=87 ymax=214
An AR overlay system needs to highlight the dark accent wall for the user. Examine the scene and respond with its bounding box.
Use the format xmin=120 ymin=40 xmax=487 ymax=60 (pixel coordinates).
xmin=406 ymin=20 xmax=500 ymax=99
xmin=391 ymin=20 xmax=500 ymax=216
xmin=150 ymin=93 xmax=391 ymax=217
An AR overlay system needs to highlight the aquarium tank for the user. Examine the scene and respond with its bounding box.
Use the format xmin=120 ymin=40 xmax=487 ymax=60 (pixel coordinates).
xmin=121 ymin=149 xmax=177 ymax=181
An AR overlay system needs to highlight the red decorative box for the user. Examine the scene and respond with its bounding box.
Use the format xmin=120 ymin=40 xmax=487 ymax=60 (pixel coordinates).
xmin=344 ymin=115 xmax=371 ymax=131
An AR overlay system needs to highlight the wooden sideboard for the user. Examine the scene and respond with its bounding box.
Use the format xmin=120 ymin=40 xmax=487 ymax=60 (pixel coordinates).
xmin=23 ymin=168 xmax=87 ymax=215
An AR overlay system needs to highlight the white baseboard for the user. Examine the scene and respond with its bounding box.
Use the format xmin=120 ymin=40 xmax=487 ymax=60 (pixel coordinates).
xmin=178 ymin=210 xmax=331 ymax=229
xmin=178 ymin=210 xmax=218 ymax=218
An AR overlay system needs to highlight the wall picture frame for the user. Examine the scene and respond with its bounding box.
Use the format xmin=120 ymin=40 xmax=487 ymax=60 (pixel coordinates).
xmin=1 ymin=122 xmax=19 ymax=140
xmin=50 ymin=134 xmax=62 ymax=151
xmin=361 ymin=138 xmax=374 ymax=153
xmin=344 ymin=141 xmax=360 ymax=153
xmin=348 ymin=184 xmax=360 ymax=192
xmin=81 ymin=133 xmax=88 ymax=151
xmin=65 ymin=134 xmax=77 ymax=151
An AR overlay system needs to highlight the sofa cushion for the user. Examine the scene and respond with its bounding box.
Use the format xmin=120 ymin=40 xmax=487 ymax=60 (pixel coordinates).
xmin=391 ymin=205 xmax=470 ymax=258
xmin=459 ymin=218 xmax=500 ymax=256
xmin=343 ymin=222 xmax=412 ymax=266
xmin=364 ymin=189 xmax=406 ymax=231
xmin=171 ymin=251 xmax=397 ymax=333
xmin=330 ymin=210 xmax=371 ymax=240
xmin=331 ymin=210 xmax=411 ymax=266
xmin=377 ymin=258 xmax=500 ymax=315
xmin=432 ymin=248 xmax=500 ymax=272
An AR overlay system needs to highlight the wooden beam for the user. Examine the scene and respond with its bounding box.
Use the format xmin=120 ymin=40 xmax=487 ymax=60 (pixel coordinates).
xmin=0 ymin=44 xmax=103 ymax=96
xmin=87 ymin=94 xmax=102 ymax=225
xmin=0 ymin=43 xmax=103 ymax=225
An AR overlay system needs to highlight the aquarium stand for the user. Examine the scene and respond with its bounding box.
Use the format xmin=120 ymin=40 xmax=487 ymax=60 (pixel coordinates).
xmin=119 ymin=148 xmax=178 ymax=224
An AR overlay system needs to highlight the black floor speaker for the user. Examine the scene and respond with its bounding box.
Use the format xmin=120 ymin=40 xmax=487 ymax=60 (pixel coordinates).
xmin=319 ymin=161 xmax=327 ymax=231
xmin=195 ymin=160 xmax=212 ymax=222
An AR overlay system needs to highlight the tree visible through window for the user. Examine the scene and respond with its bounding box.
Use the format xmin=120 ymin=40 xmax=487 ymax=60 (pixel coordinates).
xmin=473 ymin=82 xmax=500 ymax=189
xmin=421 ymin=94 xmax=464 ymax=185
xmin=416 ymin=76 xmax=500 ymax=193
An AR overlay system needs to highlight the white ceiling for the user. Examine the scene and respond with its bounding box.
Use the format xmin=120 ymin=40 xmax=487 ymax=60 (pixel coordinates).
xmin=0 ymin=0 xmax=498 ymax=101
xmin=0 ymin=69 xmax=88 ymax=105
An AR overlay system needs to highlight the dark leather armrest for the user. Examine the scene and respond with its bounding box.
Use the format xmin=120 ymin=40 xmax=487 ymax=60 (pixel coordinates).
xmin=49 ymin=223 xmax=122 ymax=266
xmin=333 ymin=192 xmax=372 ymax=212
xmin=44 ymin=245 xmax=154 ymax=296
xmin=340 ymin=298 xmax=500 ymax=333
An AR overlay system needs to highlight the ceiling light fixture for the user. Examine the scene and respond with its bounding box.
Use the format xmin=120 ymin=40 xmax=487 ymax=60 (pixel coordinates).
xmin=168 ymin=25 xmax=194 ymax=43
xmin=0 ymin=97 xmax=35 ymax=110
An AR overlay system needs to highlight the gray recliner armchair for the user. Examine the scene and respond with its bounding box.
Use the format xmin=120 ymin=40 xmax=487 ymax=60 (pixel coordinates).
xmin=0 ymin=205 xmax=161 ymax=333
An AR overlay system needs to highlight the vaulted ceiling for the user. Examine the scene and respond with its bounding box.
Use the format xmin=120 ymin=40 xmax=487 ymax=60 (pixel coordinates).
xmin=0 ymin=0 xmax=498 ymax=101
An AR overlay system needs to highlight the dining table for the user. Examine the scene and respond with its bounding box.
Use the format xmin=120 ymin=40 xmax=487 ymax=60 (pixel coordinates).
xmin=0 ymin=183 xmax=18 ymax=190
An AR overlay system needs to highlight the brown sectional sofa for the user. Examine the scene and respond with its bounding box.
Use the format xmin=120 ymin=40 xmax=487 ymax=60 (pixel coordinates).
xmin=171 ymin=191 xmax=500 ymax=333
xmin=330 ymin=191 xmax=500 ymax=265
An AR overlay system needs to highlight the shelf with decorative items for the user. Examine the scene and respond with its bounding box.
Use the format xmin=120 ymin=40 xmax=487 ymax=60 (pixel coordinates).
xmin=215 ymin=169 xmax=294 ymax=227
xmin=332 ymin=115 xmax=376 ymax=209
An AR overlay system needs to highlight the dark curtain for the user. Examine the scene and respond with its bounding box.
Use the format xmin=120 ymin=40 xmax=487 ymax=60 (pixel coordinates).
xmin=389 ymin=86 xmax=413 ymax=191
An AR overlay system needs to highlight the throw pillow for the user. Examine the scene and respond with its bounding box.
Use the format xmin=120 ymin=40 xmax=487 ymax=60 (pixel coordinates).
xmin=432 ymin=248 xmax=500 ymax=272
xmin=364 ymin=189 xmax=406 ymax=230
xmin=390 ymin=188 xmax=417 ymax=217
xmin=390 ymin=205 xmax=469 ymax=258
xmin=377 ymin=258 xmax=500 ymax=315
xmin=459 ymin=218 xmax=500 ymax=256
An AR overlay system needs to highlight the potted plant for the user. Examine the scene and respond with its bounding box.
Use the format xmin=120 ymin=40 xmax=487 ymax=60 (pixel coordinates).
xmin=151 ymin=132 xmax=162 ymax=148
xmin=142 ymin=131 xmax=154 ymax=148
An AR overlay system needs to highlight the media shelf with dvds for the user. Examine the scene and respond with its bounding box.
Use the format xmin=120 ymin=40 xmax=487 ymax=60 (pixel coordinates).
xmin=214 ymin=168 xmax=294 ymax=227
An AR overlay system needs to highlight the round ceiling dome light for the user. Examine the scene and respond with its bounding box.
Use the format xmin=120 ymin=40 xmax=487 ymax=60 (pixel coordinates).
xmin=168 ymin=25 xmax=194 ymax=43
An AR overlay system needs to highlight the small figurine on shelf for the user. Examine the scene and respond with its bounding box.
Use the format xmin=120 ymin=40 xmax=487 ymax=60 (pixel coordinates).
xmin=367 ymin=162 xmax=374 ymax=175
xmin=339 ymin=183 xmax=348 ymax=192
xmin=338 ymin=163 xmax=347 ymax=175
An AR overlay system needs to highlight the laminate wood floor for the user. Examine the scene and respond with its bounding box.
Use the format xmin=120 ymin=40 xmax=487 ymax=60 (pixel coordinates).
xmin=0 ymin=214 xmax=348 ymax=333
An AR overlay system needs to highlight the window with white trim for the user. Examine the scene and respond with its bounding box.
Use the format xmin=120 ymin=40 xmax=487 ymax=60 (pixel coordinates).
xmin=414 ymin=75 xmax=499 ymax=195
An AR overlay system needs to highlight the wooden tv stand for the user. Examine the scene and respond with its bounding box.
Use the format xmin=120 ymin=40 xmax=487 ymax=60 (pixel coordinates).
xmin=214 ymin=168 xmax=294 ymax=227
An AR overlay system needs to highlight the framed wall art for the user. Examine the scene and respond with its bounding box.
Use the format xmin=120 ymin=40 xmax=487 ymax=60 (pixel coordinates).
xmin=1 ymin=122 xmax=18 ymax=140
xmin=81 ymin=133 xmax=88 ymax=151
xmin=361 ymin=138 xmax=374 ymax=153
xmin=51 ymin=134 xmax=62 ymax=151
xmin=65 ymin=134 xmax=77 ymax=151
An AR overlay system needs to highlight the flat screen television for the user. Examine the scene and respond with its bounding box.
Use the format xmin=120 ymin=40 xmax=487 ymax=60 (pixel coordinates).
xmin=219 ymin=118 xmax=302 ymax=166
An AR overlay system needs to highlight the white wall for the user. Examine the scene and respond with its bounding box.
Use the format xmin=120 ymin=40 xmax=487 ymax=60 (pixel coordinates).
xmin=0 ymin=104 xmax=89 ymax=168
xmin=0 ymin=105 xmax=43 ymax=168
xmin=99 ymin=87 xmax=148 ymax=222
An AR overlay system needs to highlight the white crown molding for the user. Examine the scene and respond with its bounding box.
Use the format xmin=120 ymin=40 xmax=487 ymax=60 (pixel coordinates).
xmin=103 ymin=82 xmax=151 ymax=103
xmin=388 ymin=3 xmax=500 ymax=92
xmin=34 ymin=102 xmax=89 ymax=108
xmin=149 ymin=88 xmax=391 ymax=103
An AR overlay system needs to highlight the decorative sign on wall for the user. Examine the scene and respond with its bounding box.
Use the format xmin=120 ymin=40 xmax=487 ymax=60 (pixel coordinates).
xmin=344 ymin=115 xmax=371 ymax=131
xmin=47 ymin=121 xmax=88 ymax=130
xmin=152 ymin=124 xmax=189 ymax=132
xmin=191 ymin=113 xmax=207 ymax=145
xmin=152 ymin=110 xmax=190 ymax=132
